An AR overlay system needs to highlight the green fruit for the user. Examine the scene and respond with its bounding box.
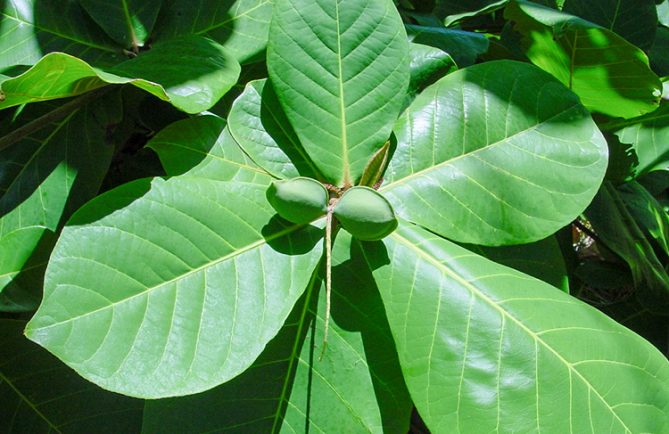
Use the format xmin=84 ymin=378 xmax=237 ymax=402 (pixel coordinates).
xmin=333 ymin=186 xmax=398 ymax=241
xmin=266 ymin=177 xmax=329 ymax=224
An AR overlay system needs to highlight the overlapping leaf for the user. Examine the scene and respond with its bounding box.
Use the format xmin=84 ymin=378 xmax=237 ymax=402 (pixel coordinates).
xmin=228 ymin=79 xmax=322 ymax=180
xmin=79 ymin=0 xmax=163 ymax=49
xmin=0 ymin=36 xmax=240 ymax=114
xmin=142 ymin=232 xmax=412 ymax=433
xmin=562 ymin=0 xmax=658 ymax=50
xmin=267 ymin=0 xmax=410 ymax=186
xmin=435 ymin=0 xmax=508 ymax=27
xmin=585 ymin=182 xmax=669 ymax=311
xmin=25 ymin=177 xmax=323 ymax=398
xmin=363 ymin=221 xmax=669 ymax=433
xmin=155 ymin=0 xmax=273 ymax=63
xmin=149 ymin=114 xmax=273 ymax=183
xmin=406 ymin=25 xmax=489 ymax=68
xmin=0 ymin=99 xmax=119 ymax=311
xmin=0 ymin=320 xmax=144 ymax=433
xmin=383 ymin=60 xmax=608 ymax=245
xmin=0 ymin=0 xmax=123 ymax=69
xmin=506 ymin=0 xmax=662 ymax=118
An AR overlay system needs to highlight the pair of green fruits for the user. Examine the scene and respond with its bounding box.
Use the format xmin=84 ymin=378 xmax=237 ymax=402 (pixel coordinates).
xmin=267 ymin=177 xmax=398 ymax=241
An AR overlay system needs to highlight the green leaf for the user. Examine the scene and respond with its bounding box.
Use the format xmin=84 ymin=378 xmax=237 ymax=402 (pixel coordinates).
xmin=363 ymin=221 xmax=669 ymax=433
xmin=609 ymin=102 xmax=669 ymax=175
xmin=650 ymin=26 xmax=669 ymax=76
xmin=506 ymin=0 xmax=662 ymax=118
xmin=619 ymin=181 xmax=669 ymax=257
xmin=383 ymin=60 xmax=608 ymax=245
xmin=25 ymin=177 xmax=323 ymax=398
xmin=406 ymin=42 xmax=456 ymax=103
xmin=228 ymin=79 xmax=323 ymax=180
xmin=435 ymin=0 xmax=509 ymax=27
xmin=142 ymin=232 xmax=412 ymax=433
xmin=154 ymin=0 xmax=273 ymax=64
xmin=148 ymin=114 xmax=273 ymax=183
xmin=0 ymin=36 xmax=241 ymax=114
xmin=466 ymin=236 xmax=570 ymax=292
xmin=79 ymin=0 xmax=163 ymax=49
xmin=406 ymin=25 xmax=489 ymax=68
xmin=267 ymin=0 xmax=410 ymax=186
xmin=0 ymin=319 xmax=144 ymax=433
xmin=561 ymin=0 xmax=658 ymax=50
xmin=585 ymin=182 xmax=669 ymax=311
xmin=0 ymin=0 xmax=123 ymax=69
xmin=0 ymin=99 xmax=119 ymax=311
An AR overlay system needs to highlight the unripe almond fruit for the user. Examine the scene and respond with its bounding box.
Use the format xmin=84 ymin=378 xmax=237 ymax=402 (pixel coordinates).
xmin=333 ymin=186 xmax=398 ymax=241
xmin=266 ymin=177 xmax=329 ymax=224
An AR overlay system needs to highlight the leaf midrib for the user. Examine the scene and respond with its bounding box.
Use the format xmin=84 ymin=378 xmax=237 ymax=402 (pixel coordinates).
xmin=385 ymin=230 xmax=632 ymax=432
xmin=27 ymin=221 xmax=309 ymax=333
xmin=0 ymin=370 xmax=62 ymax=433
xmin=334 ymin=0 xmax=350 ymax=186
xmin=1 ymin=12 xmax=117 ymax=53
xmin=381 ymin=103 xmax=584 ymax=192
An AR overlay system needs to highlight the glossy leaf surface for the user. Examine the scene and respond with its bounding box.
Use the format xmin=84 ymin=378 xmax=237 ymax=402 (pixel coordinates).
xmin=406 ymin=25 xmax=489 ymax=68
xmin=383 ymin=60 xmax=608 ymax=245
xmin=79 ymin=0 xmax=163 ymax=48
xmin=364 ymin=221 xmax=669 ymax=433
xmin=506 ymin=0 xmax=662 ymax=119
xmin=0 ymin=37 xmax=240 ymax=114
xmin=25 ymin=177 xmax=323 ymax=398
xmin=0 ymin=320 xmax=144 ymax=433
xmin=435 ymin=0 xmax=508 ymax=26
xmin=267 ymin=0 xmax=410 ymax=185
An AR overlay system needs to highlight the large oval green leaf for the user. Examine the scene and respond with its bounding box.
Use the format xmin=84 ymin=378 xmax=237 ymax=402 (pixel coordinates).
xmin=363 ymin=221 xmax=669 ymax=433
xmin=267 ymin=0 xmax=410 ymax=186
xmin=0 ymin=36 xmax=240 ymax=114
xmin=506 ymin=0 xmax=662 ymax=119
xmin=25 ymin=177 xmax=323 ymax=398
xmin=383 ymin=60 xmax=608 ymax=245
xmin=143 ymin=232 xmax=412 ymax=433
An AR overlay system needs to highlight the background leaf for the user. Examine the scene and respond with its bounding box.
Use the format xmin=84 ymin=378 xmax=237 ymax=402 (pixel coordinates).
xmin=364 ymin=221 xmax=669 ymax=433
xmin=0 ymin=0 xmax=123 ymax=69
xmin=585 ymin=181 xmax=669 ymax=311
xmin=79 ymin=0 xmax=163 ymax=49
xmin=384 ymin=60 xmax=608 ymax=245
xmin=561 ymin=0 xmax=658 ymax=50
xmin=267 ymin=0 xmax=410 ymax=186
xmin=154 ymin=0 xmax=273 ymax=64
xmin=25 ymin=177 xmax=323 ymax=398
xmin=406 ymin=25 xmax=489 ymax=69
xmin=0 ymin=319 xmax=144 ymax=433
xmin=506 ymin=0 xmax=662 ymax=118
xmin=0 ymin=98 xmax=119 ymax=311
xmin=435 ymin=0 xmax=509 ymax=27
xmin=0 ymin=37 xmax=241 ymax=114
xmin=610 ymin=96 xmax=669 ymax=175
